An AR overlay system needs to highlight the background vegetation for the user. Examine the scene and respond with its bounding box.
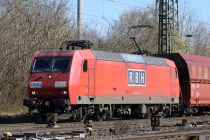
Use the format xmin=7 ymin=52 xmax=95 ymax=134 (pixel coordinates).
xmin=0 ymin=0 xmax=209 ymax=114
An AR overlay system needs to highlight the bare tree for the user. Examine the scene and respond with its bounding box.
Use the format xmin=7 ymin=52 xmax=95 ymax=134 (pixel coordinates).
xmin=178 ymin=0 xmax=210 ymax=55
xmin=102 ymin=7 xmax=158 ymax=54
xmin=99 ymin=2 xmax=210 ymax=56
xmin=0 ymin=0 xmax=76 ymax=113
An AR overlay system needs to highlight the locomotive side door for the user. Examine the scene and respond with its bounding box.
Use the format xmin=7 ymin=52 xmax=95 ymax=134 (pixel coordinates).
xmin=87 ymin=59 xmax=96 ymax=101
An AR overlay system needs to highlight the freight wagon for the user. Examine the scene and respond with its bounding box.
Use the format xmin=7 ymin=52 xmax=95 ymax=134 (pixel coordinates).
xmin=161 ymin=53 xmax=210 ymax=115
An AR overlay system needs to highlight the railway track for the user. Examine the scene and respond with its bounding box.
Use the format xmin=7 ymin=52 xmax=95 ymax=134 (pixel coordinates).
xmin=0 ymin=115 xmax=210 ymax=139
xmin=118 ymin=130 xmax=210 ymax=140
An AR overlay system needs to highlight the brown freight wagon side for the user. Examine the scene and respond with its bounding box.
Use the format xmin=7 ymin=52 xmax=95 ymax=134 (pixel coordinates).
xmin=161 ymin=53 xmax=210 ymax=107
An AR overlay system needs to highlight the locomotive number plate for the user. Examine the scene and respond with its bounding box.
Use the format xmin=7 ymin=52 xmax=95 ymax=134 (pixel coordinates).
xmin=128 ymin=69 xmax=146 ymax=86
xmin=30 ymin=82 xmax=42 ymax=88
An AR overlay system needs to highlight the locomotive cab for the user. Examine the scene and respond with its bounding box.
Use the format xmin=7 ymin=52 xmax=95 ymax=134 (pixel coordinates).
xmin=23 ymin=40 xmax=93 ymax=113
xmin=30 ymin=56 xmax=71 ymax=97
xmin=24 ymin=52 xmax=73 ymax=113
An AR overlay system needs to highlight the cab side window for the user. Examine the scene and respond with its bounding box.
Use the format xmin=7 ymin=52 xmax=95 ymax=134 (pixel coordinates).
xmin=83 ymin=60 xmax=88 ymax=72
xmin=174 ymin=68 xmax=178 ymax=78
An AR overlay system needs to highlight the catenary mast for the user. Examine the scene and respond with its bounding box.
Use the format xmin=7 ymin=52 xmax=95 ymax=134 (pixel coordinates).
xmin=156 ymin=0 xmax=179 ymax=54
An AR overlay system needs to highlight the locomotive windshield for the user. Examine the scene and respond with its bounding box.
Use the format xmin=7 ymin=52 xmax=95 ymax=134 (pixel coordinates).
xmin=32 ymin=57 xmax=71 ymax=72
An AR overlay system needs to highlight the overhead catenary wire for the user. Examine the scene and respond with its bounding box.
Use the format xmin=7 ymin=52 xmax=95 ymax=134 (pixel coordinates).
xmin=82 ymin=13 xmax=115 ymax=32
xmin=73 ymin=0 xmax=145 ymax=34
xmin=73 ymin=0 xmax=144 ymax=25
xmin=83 ymin=13 xmax=116 ymax=22
xmin=106 ymin=0 xmax=142 ymax=9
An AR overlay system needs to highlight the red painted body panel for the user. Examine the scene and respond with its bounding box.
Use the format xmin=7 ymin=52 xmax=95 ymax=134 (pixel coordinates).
xmin=68 ymin=50 xmax=95 ymax=104
xmin=70 ymin=50 xmax=180 ymax=104
xmin=93 ymin=60 xmax=179 ymax=98
xmin=34 ymin=50 xmax=74 ymax=57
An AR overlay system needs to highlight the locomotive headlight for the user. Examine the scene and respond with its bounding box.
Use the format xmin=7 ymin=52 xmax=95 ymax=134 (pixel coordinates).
xmin=60 ymin=90 xmax=67 ymax=95
xmin=63 ymin=91 xmax=67 ymax=95
xmin=32 ymin=91 xmax=37 ymax=95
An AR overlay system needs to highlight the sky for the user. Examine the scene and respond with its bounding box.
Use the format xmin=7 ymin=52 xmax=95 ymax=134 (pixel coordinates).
xmin=72 ymin=0 xmax=210 ymax=34
xmin=189 ymin=0 xmax=210 ymax=23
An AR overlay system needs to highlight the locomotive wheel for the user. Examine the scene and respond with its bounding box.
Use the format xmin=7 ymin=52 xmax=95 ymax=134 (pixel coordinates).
xmin=141 ymin=113 xmax=148 ymax=119
xmin=96 ymin=111 xmax=107 ymax=121
xmin=72 ymin=114 xmax=87 ymax=122
xmin=71 ymin=108 xmax=86 ymax=122
xmin=33 ymin=113 xmax=46 ymax=123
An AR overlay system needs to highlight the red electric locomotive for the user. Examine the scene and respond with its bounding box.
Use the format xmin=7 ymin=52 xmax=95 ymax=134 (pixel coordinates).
xmin=24 ymin=40 xmax=180 ymax=120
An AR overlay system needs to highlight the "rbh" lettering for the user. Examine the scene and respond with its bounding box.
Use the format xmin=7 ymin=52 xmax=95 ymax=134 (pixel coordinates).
xmin=128 ymin=69 xmax=146 ymax=86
